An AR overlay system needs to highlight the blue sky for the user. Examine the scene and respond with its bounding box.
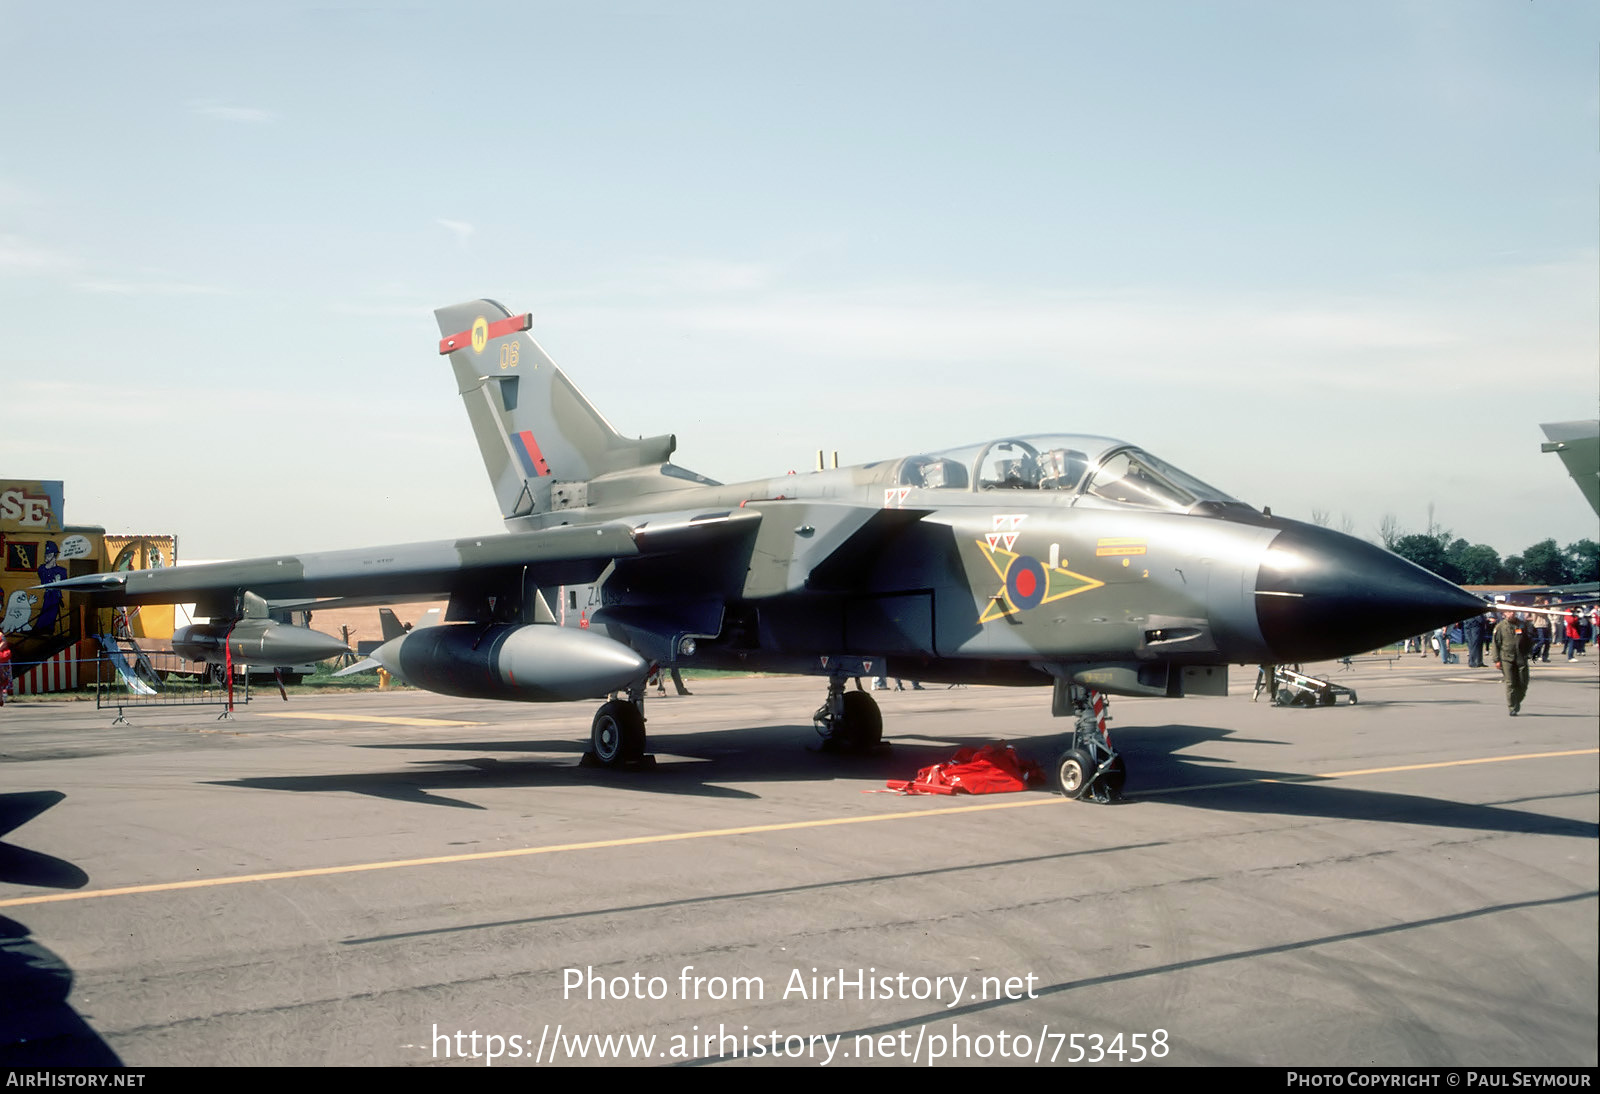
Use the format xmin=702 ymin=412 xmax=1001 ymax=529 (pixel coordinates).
xmin=3 ymin=1 xmax=1596 ymax=560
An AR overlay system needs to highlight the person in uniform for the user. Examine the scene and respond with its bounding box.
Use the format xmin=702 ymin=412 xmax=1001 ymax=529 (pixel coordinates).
xmin=1491 ymin=609 xmax=1534 ymax=716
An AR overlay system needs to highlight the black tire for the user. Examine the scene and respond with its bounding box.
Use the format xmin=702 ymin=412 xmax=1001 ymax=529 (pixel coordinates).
xmin=591 ymin=700 xmax=646 ymax=767
xmin=1055 ymin=748 xmax=1096 ymax=798
xmin=835 ymin=690 xmax=883 ymax=750
xmin=1348 ymin=691 xmax=1358 ymax=705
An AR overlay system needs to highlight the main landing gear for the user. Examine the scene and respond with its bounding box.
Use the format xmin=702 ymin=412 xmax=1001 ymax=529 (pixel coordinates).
xmin=584 ymin=669 xmax=889 ymax=769
xmin=1054 ymin=684 xmax=1125 ymax=803
xmin=813 ymin=676 xmax=883 ymax=752
xmin=586 ymin=679 xmax=651 ymax=768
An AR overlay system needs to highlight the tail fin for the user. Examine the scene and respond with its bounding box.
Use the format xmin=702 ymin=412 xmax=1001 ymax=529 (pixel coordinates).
xmin=378 ymin=606 xmax=440 ymax=641
xmin=435 ymin=299 xmax=679 ymax=525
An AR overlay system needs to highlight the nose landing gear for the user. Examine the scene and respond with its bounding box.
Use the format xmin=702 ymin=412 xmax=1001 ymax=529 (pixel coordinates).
xmin=1052 ymin=684 xmax=1124 ymax=803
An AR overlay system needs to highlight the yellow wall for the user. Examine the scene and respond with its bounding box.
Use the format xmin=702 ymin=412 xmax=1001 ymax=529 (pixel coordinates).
xmin=104 ymin=535 xmax=179 ymax=639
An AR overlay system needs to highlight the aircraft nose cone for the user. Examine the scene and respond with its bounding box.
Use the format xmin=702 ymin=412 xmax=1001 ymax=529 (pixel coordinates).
xmin=1255 ymin=522 xmax=1486 ymax=663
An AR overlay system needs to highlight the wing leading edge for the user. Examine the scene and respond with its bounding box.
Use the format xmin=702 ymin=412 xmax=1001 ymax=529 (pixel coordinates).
xmin=51 ymin=510 xmax=763 ymax=614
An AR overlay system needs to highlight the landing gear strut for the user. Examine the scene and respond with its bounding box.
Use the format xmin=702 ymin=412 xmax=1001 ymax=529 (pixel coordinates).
xmin=1053 ymin=683 xmax=1124 ymax=802
xmin=813 ymin=676 xmax=882 ymax=751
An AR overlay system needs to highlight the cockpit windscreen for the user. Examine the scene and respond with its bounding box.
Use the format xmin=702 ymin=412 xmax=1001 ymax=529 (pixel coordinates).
xmin=896 ymin=434 xmax=1242 ymax=514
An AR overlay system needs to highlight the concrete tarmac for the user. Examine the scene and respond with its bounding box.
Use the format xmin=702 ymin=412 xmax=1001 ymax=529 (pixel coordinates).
xmin=1 ymin=656 xmax=1595 ymax=1067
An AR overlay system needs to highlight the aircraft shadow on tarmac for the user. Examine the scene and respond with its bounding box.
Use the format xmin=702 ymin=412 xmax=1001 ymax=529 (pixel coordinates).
xmin=205 ymin=721 xmax=1599 ymax=841
xmin=0 ymin=793 xmax=121 ymax=1066
xmin=0 ymin=915 xmax=122 ymax=1067
xmin=207 ymin=725 xmax=1030 ymax=808
xmin=0 ymin=791 xmax=88 ymax=891
xmin=1117 ymin=723 xmax=1599 ymax=841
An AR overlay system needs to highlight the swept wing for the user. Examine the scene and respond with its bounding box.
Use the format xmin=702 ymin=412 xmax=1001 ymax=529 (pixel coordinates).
xmin=53 ymin=510 xmax=762 ymax=615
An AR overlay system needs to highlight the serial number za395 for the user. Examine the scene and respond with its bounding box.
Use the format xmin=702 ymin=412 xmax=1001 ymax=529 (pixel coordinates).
xmin=1055 ymin=1030 xmax=1168 ymax=1063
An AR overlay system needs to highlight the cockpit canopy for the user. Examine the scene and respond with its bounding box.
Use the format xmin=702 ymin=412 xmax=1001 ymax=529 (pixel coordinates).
xmin=895 ymin=434 xmax=1245 ymax=514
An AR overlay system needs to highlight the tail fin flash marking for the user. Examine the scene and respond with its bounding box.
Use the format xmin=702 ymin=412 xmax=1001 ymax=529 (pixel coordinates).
xmin=437 ymin=298 xmax=704 ymax=529
xmin=515 ymin=430 xmax=552 ymax=477
xmin=439 ymin=312 xmax=532 ymax=355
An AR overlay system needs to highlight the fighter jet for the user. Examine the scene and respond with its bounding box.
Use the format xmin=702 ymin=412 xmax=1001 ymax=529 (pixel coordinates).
xmin=55 ymin=299 xmax=1484 ymax=797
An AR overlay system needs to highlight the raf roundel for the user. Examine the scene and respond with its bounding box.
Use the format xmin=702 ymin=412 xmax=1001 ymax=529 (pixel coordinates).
xmin=1006 ymin=556 xmax=1049 ymax=610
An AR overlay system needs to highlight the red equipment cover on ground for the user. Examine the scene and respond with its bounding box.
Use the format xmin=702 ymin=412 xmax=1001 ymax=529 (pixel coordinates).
xmin=886 ymin=743 xmax=1044 ymax=795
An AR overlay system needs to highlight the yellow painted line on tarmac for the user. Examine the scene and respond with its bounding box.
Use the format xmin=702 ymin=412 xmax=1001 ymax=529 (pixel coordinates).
xmin=252 ymin=712 xmax=484 ymax=728
xmin=2 ymin=747 xmax=1593 ymax=909
xmin=0 ymin=798 xmax=1046 ymax=908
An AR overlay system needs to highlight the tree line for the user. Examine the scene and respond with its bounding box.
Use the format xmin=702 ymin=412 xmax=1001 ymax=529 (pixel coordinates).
xmin=1309 ymin=508 xmax=1598 ymax=586
xmin=1380 ymin=522 xmax=1596 ymax=586
xmin=1389 ymin=534 xmax=1596 ymax=586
